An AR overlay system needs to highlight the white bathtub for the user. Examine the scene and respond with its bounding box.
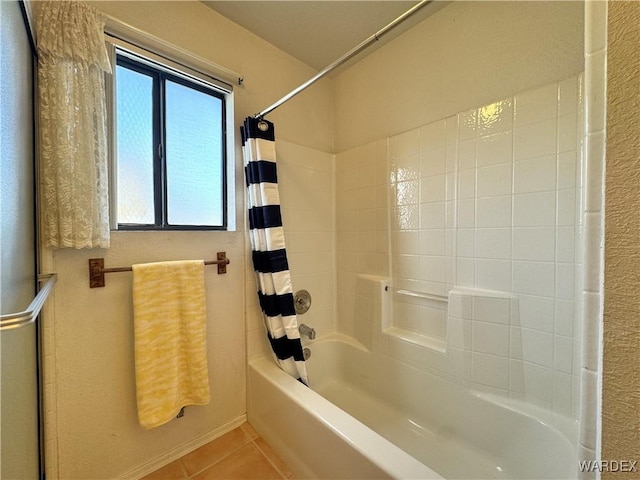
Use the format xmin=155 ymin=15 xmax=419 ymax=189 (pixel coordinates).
xmin=248 ymin=335 xmax=577 ymax=479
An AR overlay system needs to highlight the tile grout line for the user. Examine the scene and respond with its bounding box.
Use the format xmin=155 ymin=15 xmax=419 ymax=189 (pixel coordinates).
xmin=248 ymin=436 xmax=291 ymax=479
xmin=184 ymin=436 xmax=254 ymax=479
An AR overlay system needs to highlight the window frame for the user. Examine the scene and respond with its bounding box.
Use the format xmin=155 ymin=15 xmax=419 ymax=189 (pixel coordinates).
xmin=108 ymin=44 xmax=231 ymax=231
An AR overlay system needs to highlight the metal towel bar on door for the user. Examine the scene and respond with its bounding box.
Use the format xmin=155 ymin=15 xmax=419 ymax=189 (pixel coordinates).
xmin=0 ymin=274 xmax=58 ymax=331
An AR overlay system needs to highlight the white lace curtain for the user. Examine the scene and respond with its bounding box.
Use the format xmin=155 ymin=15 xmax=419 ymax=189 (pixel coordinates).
xmin=36 ymin=0 xmax=111 ymax=248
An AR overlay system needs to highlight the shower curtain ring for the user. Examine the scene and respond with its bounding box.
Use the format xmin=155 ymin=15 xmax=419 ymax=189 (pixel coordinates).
xmin=253 ymin=113 xmax=269 ymax=132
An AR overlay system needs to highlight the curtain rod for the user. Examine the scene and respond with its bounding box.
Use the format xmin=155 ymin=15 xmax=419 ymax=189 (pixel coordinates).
xmin=254 ymin=0 xmax=433 ymax=120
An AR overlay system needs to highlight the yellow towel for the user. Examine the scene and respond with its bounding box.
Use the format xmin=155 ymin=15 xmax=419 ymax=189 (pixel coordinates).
xmin=132 ymin=260 xmax=210 ymax=429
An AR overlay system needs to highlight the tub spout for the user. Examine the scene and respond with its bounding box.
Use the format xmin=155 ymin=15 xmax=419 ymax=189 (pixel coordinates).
xmin=299 ymin=323 xmax=316 ymax=340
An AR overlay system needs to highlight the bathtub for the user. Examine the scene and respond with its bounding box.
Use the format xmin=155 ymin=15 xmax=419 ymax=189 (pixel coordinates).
xmin=248 ymin=334 xmax=577 ymax=479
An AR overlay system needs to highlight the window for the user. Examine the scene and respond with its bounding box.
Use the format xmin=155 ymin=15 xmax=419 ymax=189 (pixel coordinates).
xmin=113 ymin=50 xmax=227 ymax=230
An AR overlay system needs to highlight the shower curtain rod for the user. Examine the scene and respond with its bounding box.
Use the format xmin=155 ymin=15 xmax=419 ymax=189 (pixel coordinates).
xmin=254 ymin=0 xmax=434 ymax=119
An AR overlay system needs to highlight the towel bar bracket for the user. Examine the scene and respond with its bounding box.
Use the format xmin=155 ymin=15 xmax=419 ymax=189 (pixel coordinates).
xmin=89 ymin=258 xmax=106 ymax=288
xmin=88 ymin=252 xmax=230 ymax=288
xmin=217 ymin=251 xmax=227 ymax=274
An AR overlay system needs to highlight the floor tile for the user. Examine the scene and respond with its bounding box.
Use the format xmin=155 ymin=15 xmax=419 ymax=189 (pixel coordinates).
xmin=181 ymin=427 xmax=251 ymax=476
xmin=140 ymin=459 xmax=187 ymax=480
xmin=253 ymin=437 xmax=294 ymax=479
xmin=191 ymin=443 xmax=282 ymax=480
xmin=240 ymin=422 xmax=259 ymax=439
xmin=144 ymin=422 xmax=293 ymax=479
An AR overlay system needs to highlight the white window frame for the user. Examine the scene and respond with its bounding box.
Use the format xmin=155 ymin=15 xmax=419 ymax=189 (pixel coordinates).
xmin=104 ymin=21 xmax=238 ymax=231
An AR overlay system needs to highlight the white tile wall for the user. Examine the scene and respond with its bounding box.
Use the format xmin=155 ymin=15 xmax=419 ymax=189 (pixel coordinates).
xmin=477 ymin=131 xmax=513 ymax=166
xmin=579 ymin=0 xmax=608 ymax=463
xmin=514 ymin=118 xmax=558 ymax=160
xmin=476 ymin=196 xmax=511 ymax=228
xmin=336 ymin=138 xmax=388 ymax=337
xmin=513 ymin=191 xmax=557 ymax=226
xmin=437 ymin=77 xmax=584 ymax=413
xmin=472 ymin=352 xmax=510 ymax=389
xmin=515 ymin=294 xmax=555 ymax=332
xmin=473 ymin=295 xmax=511 ymax=324
xmin=336 ymin=74 xmax=586 ymax=417
xmin=514 ymin=155 xmax=557 ymax=193
xmin=473 ymin=321 xmax=510 ymax=356
xmin=246 ymin=140 xmax=335 ymax=360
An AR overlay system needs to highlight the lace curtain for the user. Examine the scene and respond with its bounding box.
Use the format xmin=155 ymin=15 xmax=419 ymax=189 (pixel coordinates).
xmin=36 ymin=0 xmax=111 ymax=248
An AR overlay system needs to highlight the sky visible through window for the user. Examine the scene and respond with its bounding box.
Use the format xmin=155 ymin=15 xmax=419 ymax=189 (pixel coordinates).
xmin=116 ymin=62 xmax=224 ymax=227
xmin=116 ymin=65 xmax=154 ymax=224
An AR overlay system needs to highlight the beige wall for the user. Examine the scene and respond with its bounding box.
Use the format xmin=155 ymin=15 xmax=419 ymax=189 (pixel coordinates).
xmin=332 ymin=1 xmax=584 ymax=152
xmin=41 ymin=0 xmax=639 ymax=477
xmin=39 ymin=2 xmax=333 ymax=478
xmin=603 ymin=1 xmax=640 ymax=475
xmin=92 ymin=1 xmax=334 ymax=153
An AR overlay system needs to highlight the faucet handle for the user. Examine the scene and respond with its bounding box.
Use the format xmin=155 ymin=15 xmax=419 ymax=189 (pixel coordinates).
xmin=294 ymin=290 xmax=312 ymax=314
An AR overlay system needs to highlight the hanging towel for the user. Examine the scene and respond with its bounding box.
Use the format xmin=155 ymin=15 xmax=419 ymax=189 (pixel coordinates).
xmin=132 ymin=260 xmax=210 ymax=429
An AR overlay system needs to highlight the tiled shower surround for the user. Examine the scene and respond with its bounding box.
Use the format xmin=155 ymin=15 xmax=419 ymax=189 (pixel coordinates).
xmin=246 ymin=141 xmax=335 ymax=361
xmin=337 ymin=75 xmax=584 ymax=416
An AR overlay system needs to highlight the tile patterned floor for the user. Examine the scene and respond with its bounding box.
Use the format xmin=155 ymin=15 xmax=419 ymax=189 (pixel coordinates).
xmin=141 ymin=422 xmax=294 ymax=480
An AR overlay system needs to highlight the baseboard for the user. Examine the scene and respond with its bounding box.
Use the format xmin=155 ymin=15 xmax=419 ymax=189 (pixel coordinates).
xmin=120 ymin=414 xmax=247 ymax=480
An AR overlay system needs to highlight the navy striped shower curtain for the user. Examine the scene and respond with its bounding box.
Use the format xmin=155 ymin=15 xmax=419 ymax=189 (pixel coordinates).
xmin=241 ymin=117 xmax=308 ymax=385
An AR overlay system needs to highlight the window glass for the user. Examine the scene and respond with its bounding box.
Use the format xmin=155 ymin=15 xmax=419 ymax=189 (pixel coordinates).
xmin=115 ymin=65 xmax=155 ymax=225
xmin=113 ymin=53 xmax=227 ymax=230
xmin=165 ymin=80 xmax=224 ymax=226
